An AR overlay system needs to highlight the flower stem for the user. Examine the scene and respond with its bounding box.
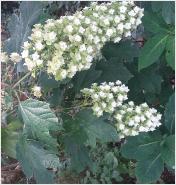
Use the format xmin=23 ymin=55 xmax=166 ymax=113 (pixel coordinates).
xmin=12 ymin=72 xmax=31 ymax=88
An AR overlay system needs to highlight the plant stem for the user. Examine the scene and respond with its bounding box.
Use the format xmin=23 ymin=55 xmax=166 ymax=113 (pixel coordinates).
xmin=14 ymin=90 xmax=20 ymax=103
xmin=62 ymin=103 xmax=92 ymax=110
xmin=12 ymin=72 xmax=31 ymax=88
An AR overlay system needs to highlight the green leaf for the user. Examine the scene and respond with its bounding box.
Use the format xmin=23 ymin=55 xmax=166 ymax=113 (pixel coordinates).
xmin=1 ymin=119 xmax=23 ymax=158
xmin=64 ymin=137 xmax=93 ymax=173
xmin=142 ymin=11 xmax=169 ymax=34
xmin=4 ymin=91 xmax=13 ymax=110
xmin=72 ymin=64 xmax=102 ymax=94
xmin=121 ymin=132 xmax=164 ymax=183
xmin=161 ymin=135 xmax=175 ymax=168
xmin=7 ymin=119 xmax=23 ymax=131
xmin=138 ymin=33 xmax=168 ymax=70
xmin=49 ymin=87 xmax=64 ymax=107
xmin=164 ymin=94 xmax=175 ymax=134
xmin=140 ymin=71 xmax=162 ymax=94
xmin=4 ymin=2 xmax=47 ymax=54
xmin=102 ymin=41 xmax=139 ymax=61
xmin=159 ymin=81 xmax=174 ymax=106
xmin=2 ymin=129 xmax=19 ymax=159
xmin=64 ymin=109 xmax=118 ymax=147
xmin=16 ymin=136 xmax=60 ymax=183
xmin=127 ymin=61 xmax=163 ymax=104
xmin=63 ymin=111 xmax=92 ymax=172
xmin=96 ymin=58 xmax=133 ymax=84
xmin=18 ymin=99 xmax=61 ymax=151
xmin=63 ymin=109 xmax=118 ymax=171
xmin=86 ymin=117 xmax=119 ymax=147
xmin=39 ymin=72 xmax=60 ymax=93
xmin=76 ymin=109 xmax=118 ymax=146
xmin=162 ymin=2 xmax=175 ymax=25
xmin=151 ymin=2 xmax=175 ymax=25
xmin=4 ymin=2 xmax=48 ymax=72
xmin=121 ymin=131 xmax=163 ymax=160
xmin=151 ymin=2 xmax=162 ymax=12
xmin=135 ymin=154 xmax=164 ymax=183
xmin=165 ymin=36 xmax=175 ymax=70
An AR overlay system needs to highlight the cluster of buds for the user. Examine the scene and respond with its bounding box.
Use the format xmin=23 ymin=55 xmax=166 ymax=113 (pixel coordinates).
xmin=21 ymin=1 xmax=144 ymax=81
xmin=114 ymin=102 xmax=162 ymax=138
xmin=81 ymin=81 xmax=129 ymax=117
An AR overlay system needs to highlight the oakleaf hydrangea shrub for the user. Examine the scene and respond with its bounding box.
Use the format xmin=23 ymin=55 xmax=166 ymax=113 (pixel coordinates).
xmin=21 ymin=1 xmax=144 ymax=81
xmin=2 ymin=1 xmax=174 ymax=184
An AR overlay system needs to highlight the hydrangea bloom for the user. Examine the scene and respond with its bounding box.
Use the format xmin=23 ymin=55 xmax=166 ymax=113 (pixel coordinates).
xmin=114 ymin=101 xmax=162 ymax=138
xmin=81 ymin=81 xmax=129 ymax=117
xmin=21 ymin=1 xmax=144 ymax=81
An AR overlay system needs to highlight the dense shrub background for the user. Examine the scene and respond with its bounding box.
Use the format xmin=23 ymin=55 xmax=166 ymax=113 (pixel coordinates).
xmin=1 ymin=1 xmax=175 ymax=184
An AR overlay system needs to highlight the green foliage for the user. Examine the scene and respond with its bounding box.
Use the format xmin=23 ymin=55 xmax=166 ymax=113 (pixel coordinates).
xmin=165 ymin=36 xmax=175 ymax=69
xmin=121 ymin=130 xmax=175 ymax=183
xmin=4 ymin=91 xmax=13 ymax=110
xmin=2 ymin=119 xmax=23 ymax=158
xmin=151 ymin=1 xmax=175 ymax=25
xmin=63 ymin=111 xmax=92 ymax=172
xmin=3 ymin=1 xmax=49 ymax=73
xmin=95 ymin=40 xmax=140 ymax=84
xmin=85 ymin=116 xmax=119 ymax=147
xmin=49 ymin=87 xmax=64 ymax=108
xmin=164 ymin=94 xmax=175 ymax=134
xmin=121 ymin=132 xmax=164 ymax=183
xmin=65 ymin=109 xmax=118 ymax=147
xmin=63 ymin=109 xmax=118 ymax=172
xmin=64 ymin=137 xmax=93 ymax=173
xmin=127 ymin=61 xmax=163 ymax=104
xmin=81 ymin=144 xmax=123 ymax=184
xmin=138 ymin=33 xmax=168 ymax=70
xmin=38 ymin=72 xmax=61 ymax=93
xmin=18 ymin=99 xmax=61 ymax=151
xmin=17 ymin=99 xmax=63 ymax=183
xmin=4 ymin=1 xmax=47 ymax=54
xmin=161 ymin=135 xmax=175 ymax=168
xmin=96 ymin=58 xmax=133 ymax=84
xmin=135 ymin=155 xmax=164 ymax=184
xmin=16 ymin=135 xmax=61 ymax=184
xmin=102 ymin=41 xmax=139 ymax=61
xmin=121 ymin=131 xmax=163 ymax=160
xmin=72 ymin=64 xmax=102 ymax=94
xmin=138 ymin=5 xmax=175 ymax=71
xmin=142 ymin=11 xmax=169 ymax=34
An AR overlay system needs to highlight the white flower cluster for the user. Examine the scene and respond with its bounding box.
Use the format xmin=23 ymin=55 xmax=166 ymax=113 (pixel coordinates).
xmin=81 ymin=80 xmax=162 ymax=137
xmin=21 ymin=1 xmax=144 ymax=81
xmin=114 ymin=102 xmax=162 ymax=138
xmin=32 ymin=86 xmax=42 ymax=98
xmin=1 ymin=51 xmax=22 ymax=63
xmin=1 ymin=52 xmax=9 ymax=63
xmin=81 ymin=81 xmax=129 ymax=117
xmin=10 ymin=52 xmax=21 ymax=63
